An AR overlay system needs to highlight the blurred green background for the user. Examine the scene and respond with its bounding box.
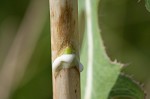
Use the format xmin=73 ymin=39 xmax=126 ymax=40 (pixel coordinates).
xmin=0 ymin=0 xmax=150 ymax=99
xmin=0 ymin=0 xmax=52 ymax=99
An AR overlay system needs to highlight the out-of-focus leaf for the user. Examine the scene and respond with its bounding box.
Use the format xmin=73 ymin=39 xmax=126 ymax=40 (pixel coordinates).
xmin=80 ymin=0 xmax=122 ymax=99
xmin=145 ymin=0 xmax=150 ymax=12
xmin=109 ymin=74 xmax=146 ymax=99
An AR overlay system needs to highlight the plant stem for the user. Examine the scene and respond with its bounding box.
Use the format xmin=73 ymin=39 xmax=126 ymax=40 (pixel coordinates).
xmin=49 ymin=0 xmax=81 ymax=99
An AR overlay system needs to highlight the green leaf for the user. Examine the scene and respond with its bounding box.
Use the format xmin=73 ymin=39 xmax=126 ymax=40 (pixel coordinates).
xmin=80 ymin=0 xmax=122 ymax=99
xmin=145 ymin=0 xmax=150 ymax=12
xmin=109 ymin=74 xmax=146 ymax=99
xmin=79 ymin=0 xmax=146 ymax=99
